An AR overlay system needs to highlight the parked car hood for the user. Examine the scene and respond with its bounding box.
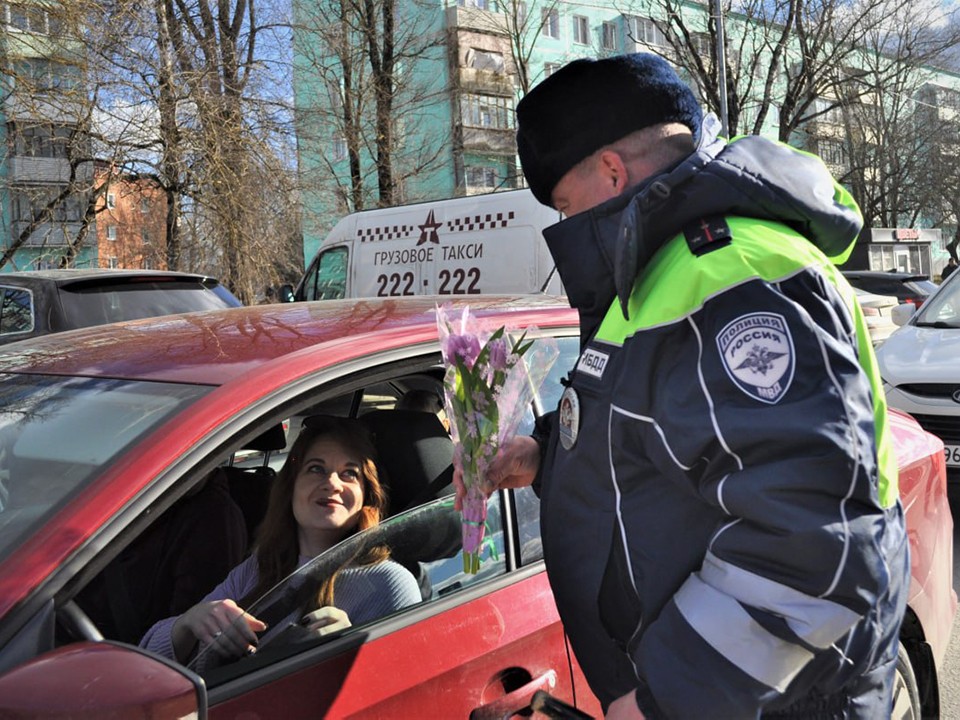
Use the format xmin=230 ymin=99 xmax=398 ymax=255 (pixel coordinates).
xmin=876 ymin=324 xmax=960 ymax=384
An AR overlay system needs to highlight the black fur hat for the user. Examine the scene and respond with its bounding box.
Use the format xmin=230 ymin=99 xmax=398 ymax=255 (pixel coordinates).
xmin=516 ymin=53 xmax=702 ymax=207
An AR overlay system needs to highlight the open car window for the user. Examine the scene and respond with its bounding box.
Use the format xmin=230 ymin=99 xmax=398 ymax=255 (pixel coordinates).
xmin=194 ymin=494 xmax=508 ymax=684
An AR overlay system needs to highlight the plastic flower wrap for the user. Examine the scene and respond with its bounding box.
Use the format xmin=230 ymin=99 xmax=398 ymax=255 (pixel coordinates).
xmin=436 ymin=303 xmax=559 ymax=574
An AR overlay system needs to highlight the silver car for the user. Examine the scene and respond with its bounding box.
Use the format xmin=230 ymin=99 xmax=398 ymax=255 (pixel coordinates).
xmin=877 ymin=269 xmax=960 ymax=476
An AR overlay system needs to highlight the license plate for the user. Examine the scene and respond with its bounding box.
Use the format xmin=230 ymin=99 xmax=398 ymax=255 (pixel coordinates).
xmin=945 ymin=445 xmax=960 ymax=467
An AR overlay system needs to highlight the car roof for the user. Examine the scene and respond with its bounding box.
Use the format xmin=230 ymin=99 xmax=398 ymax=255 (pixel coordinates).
xmin=0 ymin=295 xmax=576 ymax=385
xmin=0 ymin=269 xmax=220 ymax=287
xmin=841 ymin=270 xmax=929 ymax=281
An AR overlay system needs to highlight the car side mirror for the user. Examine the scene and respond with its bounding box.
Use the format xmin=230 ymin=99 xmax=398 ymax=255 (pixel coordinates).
xmin=0 ymin=642 xmax=206 ymax=718
xmin=279 ymin=283 xmax=296 ymax=303
xmin=891 ymin=303 xmax=916 ymax=327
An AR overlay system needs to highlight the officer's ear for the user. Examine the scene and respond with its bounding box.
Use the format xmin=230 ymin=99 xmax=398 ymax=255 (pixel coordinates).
xmin=597 ymin=150 xmax=629 ymax=197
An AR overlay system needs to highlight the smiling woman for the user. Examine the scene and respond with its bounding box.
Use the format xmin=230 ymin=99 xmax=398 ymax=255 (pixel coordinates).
xmin=139 ymin=416 xmax=421 ymax=665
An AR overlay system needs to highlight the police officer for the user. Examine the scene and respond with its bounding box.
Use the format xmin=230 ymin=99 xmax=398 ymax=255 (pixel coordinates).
xmin=459 ymin=53 xmax=909 ymax=719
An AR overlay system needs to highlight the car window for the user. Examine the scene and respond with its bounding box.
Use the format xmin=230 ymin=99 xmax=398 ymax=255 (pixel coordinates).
xmin=916 ymin=275 xmax=960 ymax=326
xmin=0 ymin=287 xmax=34 ymax=337
xmin=0 ymin=375 xmax=209 ymax=557
xmin=516 ymin=484 xmax=543 ymax=564
xmin=60 ymin=281 xmax=241 ymax=327
xmin=196 ymin=493 xmax=508 ymax=685
xmin=516 ymin=334 xmax=579 ymax=435
xmin=304 ymin=247 xmax=348 ymax=301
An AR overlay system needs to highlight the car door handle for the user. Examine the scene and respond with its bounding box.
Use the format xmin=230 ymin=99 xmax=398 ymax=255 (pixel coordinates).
xmin=470 ymin=669 xmax=558 ymax=720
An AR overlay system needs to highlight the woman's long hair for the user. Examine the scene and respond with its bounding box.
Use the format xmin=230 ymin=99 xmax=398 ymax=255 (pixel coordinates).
xmin=243 ymin=416 xmax=389 ymax=607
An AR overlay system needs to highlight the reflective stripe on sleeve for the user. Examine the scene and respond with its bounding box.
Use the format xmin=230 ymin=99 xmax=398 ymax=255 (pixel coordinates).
xmin=674 ymin=574 xmax=814 ymax=692
xmin=700 ymin=551 xmax=861 ymax=649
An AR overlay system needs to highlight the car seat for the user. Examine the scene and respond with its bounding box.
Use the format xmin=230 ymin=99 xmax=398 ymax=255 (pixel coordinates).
xmin=359 ymin=409 xmax=454 ymax=516
xmin=223 ymin=422 xmax=288 ymax=543
xmin=360 ymin=409 xmax=460 ymax=600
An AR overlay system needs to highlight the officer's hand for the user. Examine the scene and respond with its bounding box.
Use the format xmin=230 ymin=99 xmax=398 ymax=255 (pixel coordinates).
xmin=453 ymin=436 xmax=540 ymax=511
xmin=605 ymin=689 xmax=646 ymax=720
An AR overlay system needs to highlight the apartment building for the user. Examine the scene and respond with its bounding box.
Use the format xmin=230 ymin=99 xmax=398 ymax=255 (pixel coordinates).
xmin=0 ymin=1 xmax=96 ymax=271
xmin=293 ymin=0 xmax=960 ymax=268
xmin=93 ymin=163 xmax=168 ymax=271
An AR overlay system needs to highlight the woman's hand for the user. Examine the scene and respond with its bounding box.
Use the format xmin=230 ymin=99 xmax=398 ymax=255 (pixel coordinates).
xmin=453 ymin=435 xmax=541 ymax=511
xmin=172 ymin=598 xmax=267 ymax=661
xmin=301 ymin=606 xmax=351 ymax=637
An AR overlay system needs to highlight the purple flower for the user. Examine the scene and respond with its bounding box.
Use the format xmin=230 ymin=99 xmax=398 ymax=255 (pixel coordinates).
xmin=444 ymin=332 xmax=481 ymax=368
xmin=487 ymin=338 xmax=508 ymax=371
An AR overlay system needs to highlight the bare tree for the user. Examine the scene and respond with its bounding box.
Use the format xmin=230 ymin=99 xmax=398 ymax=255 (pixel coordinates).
xmin=80 ymin=0 xmax=301 ymax=302
xmin=293 ymin=0 xmax=449 ymax=216
xmin=630 ymin=0 xmax=960 ymax=141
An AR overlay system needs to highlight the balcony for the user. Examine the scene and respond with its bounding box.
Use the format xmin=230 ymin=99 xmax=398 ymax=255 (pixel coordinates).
xmin=7 ymin=156 xmax=93 ymax=184
xmin=456 ymin=66 xmax=514 ymax=96
xmin=11 ymin=221 xmax=87 ymax=248
xmin=445 ymin=5 xmax=509 ymax=35
xmin=460 ymin=125 xmax=515 ymax=155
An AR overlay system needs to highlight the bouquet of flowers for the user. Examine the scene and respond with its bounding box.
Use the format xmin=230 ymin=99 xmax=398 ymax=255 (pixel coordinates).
xmin=436 ymin=304 xmax=558 ymax=574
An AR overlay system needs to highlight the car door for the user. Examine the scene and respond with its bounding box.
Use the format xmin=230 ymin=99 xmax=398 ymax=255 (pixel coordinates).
xmin=202 ymin=490 xmax=582 ymax=718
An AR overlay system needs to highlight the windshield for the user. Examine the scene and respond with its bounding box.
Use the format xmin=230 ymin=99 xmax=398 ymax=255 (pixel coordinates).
xmin=915 ymin=274 xmax=960 ymax=327
xmin=0 ymin=374 xmax=210 ymax=558
xmin=61 ymin=280 xmax=241 ymax=328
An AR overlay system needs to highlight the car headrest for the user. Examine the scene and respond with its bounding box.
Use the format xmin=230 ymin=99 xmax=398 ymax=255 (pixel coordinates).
xmin=243 ymin=423 xmax=287 ymax=453
xmin=360 ymin=409 xmax=454 ymax=516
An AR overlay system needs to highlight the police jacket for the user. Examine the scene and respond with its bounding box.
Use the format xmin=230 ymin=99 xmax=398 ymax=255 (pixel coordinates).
xmin=536 ymin=117 xmax=909 ymax=717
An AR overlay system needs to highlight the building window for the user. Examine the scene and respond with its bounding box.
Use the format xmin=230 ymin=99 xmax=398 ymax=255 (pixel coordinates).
xmin=458 ymin=0 xmax=489 ymax=9
xmin=935 ymin=87 xmax=960 ymax=110
xmin=628 ymin=16 xmax=667 ymax=47
xmin=11 ymin=187 xmax=84 ymax=223
xmin=602 ymin=21 xmax=617 ymax=50
xmin=810 ymin=97 xmax=844 ymax=125
xmin=542 ymin=8 xmax=559 ymax=39
xmin=467 ymin=48 xmax=504 ymax=73
xmin=692 ymin=32 xmax=712 ymax=56
xmin=461 ymin=94 xmax=513 ymax=130
xmin=11 ymin=58 xmax=81 ymax=91
xmin=141 ymin=229 xmax=150 ymax=244
xmin=140 ymin=198 xmax=150 ymax=214
xmin=106 ymin=192 xmax=116 ymax=210
xmin=332 ymin=137 xmax=347 ymax=162
xmin=544 ymin=62 xmax=561 ymax=78
xmin=9 ymin=123 xmax=73 ymax=159
xmin=466 ymin=166 xmax=499 ymax=190
xmin=6 ymin=3 xmax=47 ymax=33
xmin=572 ymin=16 xmax=589 ymax=45
xmin=107 ymin=226 xmax=117 ymax=241
xmin=818 ymin=139 xmax=846 ymax=166
xmin=108 ymin=257 xmax=118 ymax=269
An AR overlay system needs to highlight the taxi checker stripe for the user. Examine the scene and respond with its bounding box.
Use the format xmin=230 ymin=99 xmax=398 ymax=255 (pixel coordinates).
xmin=699 ymin=551 xmax=861 ymax=649
xmin=674 ymin=574 xmax=813 ymax=693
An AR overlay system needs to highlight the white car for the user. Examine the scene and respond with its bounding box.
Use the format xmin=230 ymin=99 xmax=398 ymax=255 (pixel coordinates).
xmin=876 ymin=269 xmax=960 ymax=475
xmin=854 ymin=287 xmax=899 ymax=346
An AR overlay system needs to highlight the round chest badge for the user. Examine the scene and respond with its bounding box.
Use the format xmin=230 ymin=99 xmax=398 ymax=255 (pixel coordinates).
xmin=558 ymin=386 xmax=580 ymax=450
xmin=716 ymin=312 xmax=795 ymax=404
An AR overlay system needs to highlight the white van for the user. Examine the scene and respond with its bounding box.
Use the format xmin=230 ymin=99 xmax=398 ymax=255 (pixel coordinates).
xmin=288 ymin=189 xmax=562 ymax=301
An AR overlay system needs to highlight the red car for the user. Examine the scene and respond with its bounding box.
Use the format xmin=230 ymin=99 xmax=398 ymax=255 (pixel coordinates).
xmin=0 ymin=296 xmax=951 ymax=718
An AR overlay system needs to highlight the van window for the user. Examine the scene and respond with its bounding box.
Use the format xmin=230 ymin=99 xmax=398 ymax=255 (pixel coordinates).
xmin=0 ymin=287 xmax=34 ymax=336
xmin=306 ymin=247 xmax=348 ymax=301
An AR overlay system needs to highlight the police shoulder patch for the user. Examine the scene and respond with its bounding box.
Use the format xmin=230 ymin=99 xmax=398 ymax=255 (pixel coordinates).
xmin=716 ymin=312 xmax=795 ymax=404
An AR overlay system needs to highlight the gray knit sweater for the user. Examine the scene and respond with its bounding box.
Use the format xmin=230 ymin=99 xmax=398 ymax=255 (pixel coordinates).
xmin=140 ymin=554 xmax=421 ymax=661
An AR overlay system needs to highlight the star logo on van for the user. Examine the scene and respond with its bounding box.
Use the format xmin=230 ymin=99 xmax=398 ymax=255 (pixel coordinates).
xmin=417 ymin=210 xmax=442 ymax=246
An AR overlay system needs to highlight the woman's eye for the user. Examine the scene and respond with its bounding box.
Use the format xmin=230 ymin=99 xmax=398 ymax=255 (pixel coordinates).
xmin=340 ymin=469 xmax=360 ymax=481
